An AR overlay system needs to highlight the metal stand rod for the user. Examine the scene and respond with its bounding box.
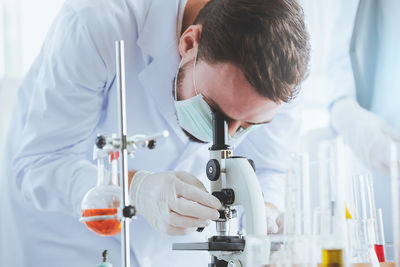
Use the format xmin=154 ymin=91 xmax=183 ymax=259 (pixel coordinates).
xmin=116 ymin=40 xmax=131 ymax=267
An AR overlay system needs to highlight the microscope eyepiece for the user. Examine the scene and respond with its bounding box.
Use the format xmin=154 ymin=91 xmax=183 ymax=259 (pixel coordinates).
xmin=210 ymin=111 xmax=230 ymax=151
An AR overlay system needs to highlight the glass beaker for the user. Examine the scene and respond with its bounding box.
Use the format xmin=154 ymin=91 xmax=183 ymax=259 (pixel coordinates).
xmin=81 ymin=151 xmax=121 ymax=236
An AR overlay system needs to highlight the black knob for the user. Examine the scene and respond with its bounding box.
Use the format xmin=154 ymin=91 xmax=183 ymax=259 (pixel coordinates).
xmin=96 ymin=135 xmax=107 ymax=149
xmin=206 ymin=159 xmax=220 ymax=181
xmin=212 ymin=189 xmax=235 ymax=205
xmin=215 ymin=209 xmax=237 ymax=221
xmin=148 ymin=140 xmax=156 ymax=149
xmin=217 ymin=210 xmax=226 ymax=220
xmin=122 ymin=205 xmax=136 ymax=218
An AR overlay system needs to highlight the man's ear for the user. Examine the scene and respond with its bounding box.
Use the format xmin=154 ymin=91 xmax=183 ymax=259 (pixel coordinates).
xmin=178 ymin=25 xmax=202 ymax=57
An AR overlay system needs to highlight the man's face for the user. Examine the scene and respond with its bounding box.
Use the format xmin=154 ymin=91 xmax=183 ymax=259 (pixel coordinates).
xmin=176 ymin=49 xmax=281 ymax=142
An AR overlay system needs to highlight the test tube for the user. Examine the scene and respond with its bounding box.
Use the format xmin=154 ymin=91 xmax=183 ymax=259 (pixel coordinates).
xmin=97 ymin=155 xmax=105 ymax=186
xmin=318 ymin=139 xmax=346 ymax=267
xmin=287 ymin=153 xmax=311 ymax=236
xmin=374 ymin=208 xmax=386 ymax=262
xmin=357 ymin=175 xmax=380 ymax=266
xmin=391 ymin=143 xmax=400 ymax=266
xmin=365 ymin=175 xmax=377 ymax=245
xmin=281 ymin=153 xmax=315 ymax=266
xmin=301 ymin=153 xmax=311 ymax=236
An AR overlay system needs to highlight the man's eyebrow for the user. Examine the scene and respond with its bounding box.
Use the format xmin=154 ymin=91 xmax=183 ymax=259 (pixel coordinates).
xmin=204 ymin=95 xmax=272 ymax=125
xmin=246 ymin=120 xmax=272 ymax=125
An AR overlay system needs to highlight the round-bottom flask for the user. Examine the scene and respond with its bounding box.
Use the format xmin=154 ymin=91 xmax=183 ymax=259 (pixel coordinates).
xmin=81 ymin=152 xmax=121 ymax=236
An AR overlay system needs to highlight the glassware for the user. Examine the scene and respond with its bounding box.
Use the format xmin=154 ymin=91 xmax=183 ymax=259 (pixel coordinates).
xmin=245 ymin=235 xmax=269 ymax=267
xmin=274 ymin=153 xmax=317 ymax=266
xmin=350 ymin=174 xmax=380 ymax=266
xmin=374 ymin=208 xmax=386 ymax=262
xmin=390 ymin=143 xmax=400 ymax=266
xmin=317 ymin=138 xmax=347 ymax=267
xmin=81 ymin=151 xmax=121 ymax=236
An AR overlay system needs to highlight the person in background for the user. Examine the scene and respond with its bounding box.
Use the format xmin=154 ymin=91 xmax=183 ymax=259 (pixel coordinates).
xmin=300 ymin=0 xmax=400 ymax=255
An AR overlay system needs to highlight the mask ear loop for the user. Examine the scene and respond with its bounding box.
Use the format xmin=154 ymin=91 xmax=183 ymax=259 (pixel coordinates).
xmin=174 ymin=57 xmax=184 ymax=101
xmin=193 ymin=46 xmax=199 ymax=95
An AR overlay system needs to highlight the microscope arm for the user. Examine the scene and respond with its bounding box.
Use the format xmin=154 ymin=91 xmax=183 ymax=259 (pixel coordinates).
xmin=225 ymin=157 xmax=267 ymax=236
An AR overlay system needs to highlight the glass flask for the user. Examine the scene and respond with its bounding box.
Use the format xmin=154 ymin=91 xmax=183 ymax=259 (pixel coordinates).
xmin=81 ymin=151 xmax=121 ymax=236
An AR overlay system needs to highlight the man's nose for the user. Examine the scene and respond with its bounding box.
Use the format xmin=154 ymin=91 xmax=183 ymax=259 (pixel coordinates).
xmin=228 ymin=121 xmax=241 ymax=137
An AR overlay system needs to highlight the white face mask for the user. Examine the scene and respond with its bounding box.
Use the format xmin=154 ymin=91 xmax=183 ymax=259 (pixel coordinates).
xmin=174 ymin=48 xmax=259 ymax=143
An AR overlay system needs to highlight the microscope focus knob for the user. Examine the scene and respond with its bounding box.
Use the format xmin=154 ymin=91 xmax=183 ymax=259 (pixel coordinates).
xmin=206 ymin=159 xmax=220 ymax=181
xmin=212 ymin=189 xmax=235 ymax=205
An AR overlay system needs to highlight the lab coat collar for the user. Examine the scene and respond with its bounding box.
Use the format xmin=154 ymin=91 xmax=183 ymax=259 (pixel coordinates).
xmin=137 ymin=0 xmax=189 ymax=143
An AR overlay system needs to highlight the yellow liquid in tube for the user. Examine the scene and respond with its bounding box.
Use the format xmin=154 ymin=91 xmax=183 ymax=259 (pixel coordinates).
xmin=322 ymin=249 xmax=344 ymax=267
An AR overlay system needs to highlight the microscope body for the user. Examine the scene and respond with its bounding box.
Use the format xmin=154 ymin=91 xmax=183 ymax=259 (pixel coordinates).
xmin=206 ymin=147 xmax=270 ymax=266
xmin=173 ymin=112 xmax=270 ymax=267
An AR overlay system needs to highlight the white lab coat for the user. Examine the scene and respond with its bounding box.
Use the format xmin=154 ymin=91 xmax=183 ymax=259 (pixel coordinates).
xmin=0 ymin=0 xmax=302 ymax=266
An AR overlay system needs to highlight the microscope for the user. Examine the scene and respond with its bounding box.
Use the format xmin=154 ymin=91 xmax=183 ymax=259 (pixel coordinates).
xmin=173 ymin=112 xmax=270 ymax=267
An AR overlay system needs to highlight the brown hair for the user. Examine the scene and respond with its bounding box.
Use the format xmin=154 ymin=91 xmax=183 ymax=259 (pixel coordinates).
xmin=194 ymin=0 xmax=310 ymax=103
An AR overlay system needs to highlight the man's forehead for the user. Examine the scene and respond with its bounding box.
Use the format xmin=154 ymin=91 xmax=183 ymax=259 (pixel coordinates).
xmin=197 ymin=62 xmax=281 ymax=124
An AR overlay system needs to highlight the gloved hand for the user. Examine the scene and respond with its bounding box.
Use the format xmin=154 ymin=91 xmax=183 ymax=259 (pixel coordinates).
xmin=129 ymin=170 xmax=221 ymax=236
xmin=265 ymin=202 xmax=284 ymax=234
xmin=331 ymin=98 xmax=400 ymax=174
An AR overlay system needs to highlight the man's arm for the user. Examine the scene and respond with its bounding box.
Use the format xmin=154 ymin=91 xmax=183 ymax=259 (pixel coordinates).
xmin=331 ymin=97 xmax=400 ymax=174
xmin=13 ymin=4 xmax=108 ymax=217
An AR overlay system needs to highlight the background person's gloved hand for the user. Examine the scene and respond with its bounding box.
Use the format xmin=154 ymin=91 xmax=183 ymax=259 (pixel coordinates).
xmin=331 ymin=98 xmax=400 ymax=174
xmin=129 ymin=171 xmax=221 ymax=236
xmin=265 ymin=202 xmax=284 ymax=234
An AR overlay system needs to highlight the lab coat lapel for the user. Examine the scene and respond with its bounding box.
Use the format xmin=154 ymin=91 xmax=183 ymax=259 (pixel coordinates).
xmin=136 ymin=0 xmax=189 ymax=143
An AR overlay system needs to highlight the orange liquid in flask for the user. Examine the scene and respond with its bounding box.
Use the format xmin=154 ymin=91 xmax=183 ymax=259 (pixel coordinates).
xmin=82 ymin=208 xmax=121 ymax=236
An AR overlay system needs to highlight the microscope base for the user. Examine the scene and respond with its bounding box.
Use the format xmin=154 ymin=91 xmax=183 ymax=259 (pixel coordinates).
xmin=172 ymin=235 xmax=245 ymax=252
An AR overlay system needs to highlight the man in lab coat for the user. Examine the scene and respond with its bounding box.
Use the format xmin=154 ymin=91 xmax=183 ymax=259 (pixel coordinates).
xmin=0 ymin=0 xmax=310 ymax=266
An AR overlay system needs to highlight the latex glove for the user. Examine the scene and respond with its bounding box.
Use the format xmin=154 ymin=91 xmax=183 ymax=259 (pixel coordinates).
xmin=129 ymin=170 xmax=221 ymax=236
xmin=331 ymin=98 xmax=400 ymax=174
xmin=265 ymin=202 xmax=284 ymax=234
